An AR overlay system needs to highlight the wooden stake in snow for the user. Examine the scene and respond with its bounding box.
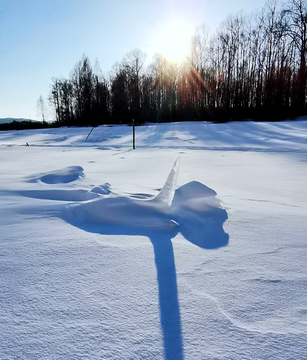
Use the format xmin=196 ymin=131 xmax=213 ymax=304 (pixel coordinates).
xmin=86 ymin=126 xmax=95 ymax=140
xmin=132 ymin=119 xmax=135 ymax=149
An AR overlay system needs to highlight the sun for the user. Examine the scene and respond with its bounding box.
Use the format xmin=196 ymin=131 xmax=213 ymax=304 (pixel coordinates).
xmin=152 ymin=19 xmax=194 ymax=63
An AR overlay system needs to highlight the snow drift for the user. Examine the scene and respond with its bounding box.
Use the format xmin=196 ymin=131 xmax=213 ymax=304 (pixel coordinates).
xmin=64 ymin=158 xmax=229 ymax=249
xmin=1 ymin=121 xmax=306 ymax=360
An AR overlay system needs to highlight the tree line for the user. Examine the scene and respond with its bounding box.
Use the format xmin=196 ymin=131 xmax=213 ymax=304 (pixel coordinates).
xmin=44 ymin=0 xmax=307 ymax=126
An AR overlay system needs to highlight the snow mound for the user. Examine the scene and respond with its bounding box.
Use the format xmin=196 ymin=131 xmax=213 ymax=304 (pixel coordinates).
xmin=65 ymin=159 xmax=181 ymax=231
xmin=90 ymin=183 xmax=111 ymax=195
xmin=64 ymin=159 xmax=228 ymax=248
xmin=30 ymin=166 xmax=84 ymax=184
xmin=67 ymin=195 xmax=178 ymax=231
xmin=172 ymin=180 xmax=220 ymax=212
xmin=171 ymin=181 xmax=228 ymax=248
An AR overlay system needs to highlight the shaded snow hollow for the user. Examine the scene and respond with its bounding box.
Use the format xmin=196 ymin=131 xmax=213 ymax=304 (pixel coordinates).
xmin=29 ymin=165 xmax=85 ymax=184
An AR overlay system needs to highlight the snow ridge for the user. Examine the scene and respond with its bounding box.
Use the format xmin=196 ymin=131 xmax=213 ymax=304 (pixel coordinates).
xmin=65 ymin=159 xmax=182 ymax=231
xmin=61 ymin=158 xmax=228 ymax=250
xmin=153 ymin=157 xmax=180 ymax=211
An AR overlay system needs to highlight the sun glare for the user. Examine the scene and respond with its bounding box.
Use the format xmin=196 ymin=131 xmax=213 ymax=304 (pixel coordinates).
xmin=152 ymin=19 xmax=194 ymax=63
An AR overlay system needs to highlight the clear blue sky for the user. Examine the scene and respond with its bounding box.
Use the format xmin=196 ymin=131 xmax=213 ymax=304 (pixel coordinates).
xmin=0 ymin=0 xmax=267 ymax=120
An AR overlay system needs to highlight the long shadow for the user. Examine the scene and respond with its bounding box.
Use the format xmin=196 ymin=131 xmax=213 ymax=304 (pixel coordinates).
xmin=61 ymin=182 xmax=229 ymax=360
xmin=150 ymin=233 xmax=183 ymax=360
xmin=65 ymin=218 xmax=185 ymax=359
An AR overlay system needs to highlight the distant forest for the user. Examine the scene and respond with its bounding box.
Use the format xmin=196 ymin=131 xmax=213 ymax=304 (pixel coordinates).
xmin=44 ymin=0 xmax=307 ymax=126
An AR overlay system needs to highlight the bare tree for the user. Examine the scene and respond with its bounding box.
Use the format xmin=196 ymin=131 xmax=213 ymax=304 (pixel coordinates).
xmin=283 ymin=0 xmax=307 ymax=108
xmin=37 ymin=95 xmax=47 ymax=123
xmin=123 ymin=49 xmax=147 ymax=122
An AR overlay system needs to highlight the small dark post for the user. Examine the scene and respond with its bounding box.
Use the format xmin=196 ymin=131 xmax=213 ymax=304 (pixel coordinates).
xmin=132 ymin=119 xmax=135 ymax=149
xmin=86 ymin=126 xmax=95 ymax=140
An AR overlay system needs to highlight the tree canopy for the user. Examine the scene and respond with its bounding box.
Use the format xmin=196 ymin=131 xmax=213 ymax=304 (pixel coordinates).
xmin=47 ymin=0 xmax=307 ymax=126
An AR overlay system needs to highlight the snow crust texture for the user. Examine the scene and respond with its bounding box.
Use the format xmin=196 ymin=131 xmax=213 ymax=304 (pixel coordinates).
xmin=1 ymin=120 xmax=307 ymax=360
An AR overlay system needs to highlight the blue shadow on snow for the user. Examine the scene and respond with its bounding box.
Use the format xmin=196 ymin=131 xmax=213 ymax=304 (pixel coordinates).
xmin=62 ymin=182 xmax=229 ymax=360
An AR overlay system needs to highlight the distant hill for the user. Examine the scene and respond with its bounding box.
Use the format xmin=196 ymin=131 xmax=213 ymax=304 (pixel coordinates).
xmin=0 ymin=118 xmax=48 ymax=131
xmin=0 ymin=118 xmax=38 ymax=124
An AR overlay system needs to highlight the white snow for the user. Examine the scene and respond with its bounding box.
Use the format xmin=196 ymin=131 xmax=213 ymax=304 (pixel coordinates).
xmin=1 ymin=120 xmax=307 ymax=359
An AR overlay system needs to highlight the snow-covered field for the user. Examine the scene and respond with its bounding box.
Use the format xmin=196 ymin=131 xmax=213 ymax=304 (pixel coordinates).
xmin=1 ymin=120 xmax=307 ymax=360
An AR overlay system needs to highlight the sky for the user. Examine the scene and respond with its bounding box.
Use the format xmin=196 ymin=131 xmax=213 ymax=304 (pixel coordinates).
xmin=0 ymin=0 xmax=268 ymax=120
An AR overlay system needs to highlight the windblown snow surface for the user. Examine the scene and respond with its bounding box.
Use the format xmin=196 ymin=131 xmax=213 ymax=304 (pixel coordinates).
xmin=1 ymin=121 xmax=307 ymax=359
